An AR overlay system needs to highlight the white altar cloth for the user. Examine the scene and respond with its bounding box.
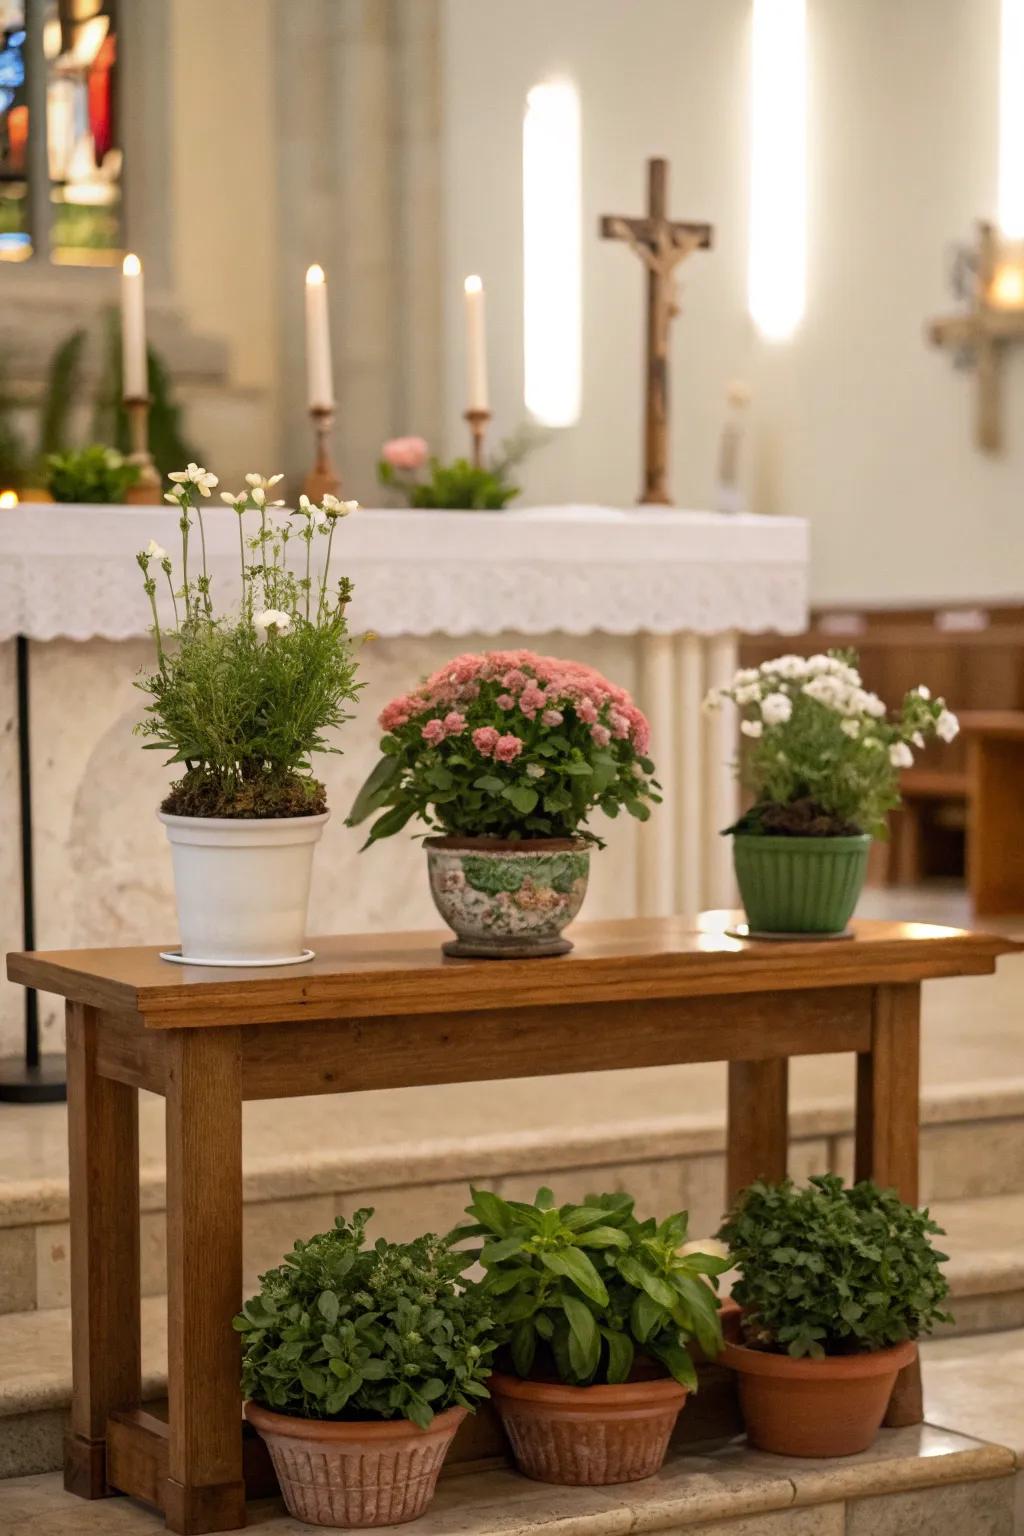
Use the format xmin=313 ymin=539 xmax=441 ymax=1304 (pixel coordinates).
xmin=0 ymin=504 xmax=807 ymax=643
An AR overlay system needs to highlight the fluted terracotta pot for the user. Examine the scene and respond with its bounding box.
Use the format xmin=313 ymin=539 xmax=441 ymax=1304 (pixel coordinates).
xmin=720 ymin=1338 xmax=917 ymax=1457
xmin=488 ymin=1371 xmax=687 ymax=1486
xmin=244 ymin=1401 xmax=466 ymax=1527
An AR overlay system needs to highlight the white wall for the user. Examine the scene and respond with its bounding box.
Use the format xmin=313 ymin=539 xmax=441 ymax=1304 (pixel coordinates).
xmin=441 ymin=0 xmax=1024 ymax=606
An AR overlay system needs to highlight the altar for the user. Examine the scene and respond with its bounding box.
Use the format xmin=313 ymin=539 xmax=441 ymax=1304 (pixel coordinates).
xmin=0 ymin=501 xmax=808 ymax=1057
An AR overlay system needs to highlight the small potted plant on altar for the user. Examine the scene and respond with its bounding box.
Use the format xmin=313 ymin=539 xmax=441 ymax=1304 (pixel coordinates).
xmin=717 ymin=1174 xmax=951 ymax=1458
xmin=705 ymin=650 xmax=960 ymax=937
xmin=237 ymin=1211 xmax=495 ymax=1528
xmin=135 ymin=466 xmax=362 ymax=966
xmin=46 ymin=443 xmax=141 ymax=503
xmin=346 ymin=650 xmax=659 ymax=957
xmin=452 ymin=1186 xmax=729 ymax=1486
xmin=376 ymin=425 xmax=547 ymax=511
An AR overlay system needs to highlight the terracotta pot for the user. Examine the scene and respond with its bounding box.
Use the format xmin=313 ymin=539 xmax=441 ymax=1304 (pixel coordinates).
xmin=488 ymin=1371 xmax=687 ymax=1485
xmin=720 ymin=1338 xmax=917 ymax=1457
xmin=424 ymin=836 xmax=591 ymax=958
xmin=244 ymin=1400 xmax=466 ymax=1527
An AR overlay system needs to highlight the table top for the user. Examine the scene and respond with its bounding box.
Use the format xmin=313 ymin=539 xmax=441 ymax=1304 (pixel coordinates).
xmin=6 ymin=914 xmax=1019 ymax=1031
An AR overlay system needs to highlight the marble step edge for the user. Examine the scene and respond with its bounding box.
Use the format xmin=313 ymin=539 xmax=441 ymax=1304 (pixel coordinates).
xmin=0 ymin=1415 xmax=1016 ymax=1535
xmin=0 ymin=1234 xmax=1017 ymax=1426
xmin=3 ymin=1074 xmax=1024 ymax=1230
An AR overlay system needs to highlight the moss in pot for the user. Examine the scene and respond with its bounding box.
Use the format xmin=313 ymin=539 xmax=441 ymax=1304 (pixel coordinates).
xmin=705 ymin=650 xmax=960 ymax=936
xmin=450 ymin=1186 xmax=731 ymax=1485
xmin=716 ymin=1174 xmax=952 ymax=1457
xmin=347 ymin=650 xmax=660 ymax=957
xmin=236 ymin=1211 xmax=496 ymax=1527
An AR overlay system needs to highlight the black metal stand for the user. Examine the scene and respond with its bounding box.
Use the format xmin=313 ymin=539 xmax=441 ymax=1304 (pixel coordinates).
xmin=0 ymin=635 xmax=66 ymax=1104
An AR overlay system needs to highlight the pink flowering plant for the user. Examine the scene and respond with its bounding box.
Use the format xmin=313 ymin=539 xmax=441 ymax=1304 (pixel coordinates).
xmin=347 ymin=650 xmax=659 ymax=846
xmin=376 ymin=426 xmax=548 ymax=511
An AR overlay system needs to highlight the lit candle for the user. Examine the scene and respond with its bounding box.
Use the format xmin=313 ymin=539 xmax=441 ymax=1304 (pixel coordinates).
xmin=464 ymin=274 xmax=488 ymax=411
xmin=121 ymin=253 xmax=147 ymax=399
xmin=305 ymin=264 xmax=335 ymax=409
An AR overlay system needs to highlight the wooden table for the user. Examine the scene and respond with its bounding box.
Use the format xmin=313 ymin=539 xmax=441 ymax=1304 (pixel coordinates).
xmin=7 ymin=916 xmax=1019 ymax=1535
xmin=962 ymin=711 xmax=1024 ymax=915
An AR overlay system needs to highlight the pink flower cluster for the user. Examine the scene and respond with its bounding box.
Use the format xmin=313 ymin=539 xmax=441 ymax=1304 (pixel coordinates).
xmin=381 ymin=436 xmax=429 ymax=472
xmin=378 ymin=649 xmax=651 ymax=756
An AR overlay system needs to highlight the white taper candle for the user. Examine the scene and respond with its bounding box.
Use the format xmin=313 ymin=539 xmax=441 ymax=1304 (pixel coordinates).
xmin=464 ymin=274 xmax=488 ymax=412
xmin=121 ymin=253 xmax=147 ymax=399
xmin=305 ymin=264 xmax=335 ymax=410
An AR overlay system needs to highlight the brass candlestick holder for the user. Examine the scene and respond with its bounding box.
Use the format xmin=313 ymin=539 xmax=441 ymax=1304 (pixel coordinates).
xmin=464 ymin=407 xmax=492 ymax=469
xmin=303 ymin=405 xmax=342 ymax=501
xmin=123 ymin=397 xmax=162 ymax=505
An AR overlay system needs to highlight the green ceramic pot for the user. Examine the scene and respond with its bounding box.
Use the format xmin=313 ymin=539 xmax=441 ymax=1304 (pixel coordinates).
xmin=732 ymin=833 xmax=872 ymax=936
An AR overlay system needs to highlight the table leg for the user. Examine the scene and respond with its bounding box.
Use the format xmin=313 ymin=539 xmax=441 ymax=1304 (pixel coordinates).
xmin=969 ymin=734 xmax=1024 ymax=915
xmin=726 ymin=1059 xmax=788 ymax=1205
xmin=855 ymin=983 xmax=923 ymax=1427
xmin=65 ymin=1002 xmax=141 ymax=1498
xmin=705 ymin=632 xmax=739 ymax=909
xmin=164 ymin=1029 xmax=245 ymax=1535
xmin=637 ymin=633 xmax=677 ymax=917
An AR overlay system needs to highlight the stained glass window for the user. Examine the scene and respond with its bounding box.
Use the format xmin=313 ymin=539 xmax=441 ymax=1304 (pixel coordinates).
xmin=0 ymin=0 xmax=122 ymax=266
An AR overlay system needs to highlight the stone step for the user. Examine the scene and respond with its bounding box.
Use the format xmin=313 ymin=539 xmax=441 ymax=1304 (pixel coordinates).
xmin=4 ymin=1076 xmax=1024 ymax=1317
xmin=0 ymin=1419 xmax=1016 ymax=1535
xmin=1 ymin=1192 xmax=1021 ymax=1484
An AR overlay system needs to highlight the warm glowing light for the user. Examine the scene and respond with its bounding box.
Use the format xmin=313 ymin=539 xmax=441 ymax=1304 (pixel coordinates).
xmin=0 ymin=489 xmax=18 ymax=507
xmin=523 ymin=78 xmax=582 ymax=427
xmin=306 ymin=263 xmax=325 ymax=286
xmin=990 ymin=260 xmax=1024 ymax=307
xmin=464 ymin=274 xmax=482 ymax=295
xmin=1000 ymin=0 xmax=1024 ymax=236
xmin=122 ymin=252 xmax=141 ymax=277
xmin=749 ymin=0 xmax=807 ymax=340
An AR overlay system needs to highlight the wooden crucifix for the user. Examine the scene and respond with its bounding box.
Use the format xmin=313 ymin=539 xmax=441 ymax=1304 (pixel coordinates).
xmin=601 ymin=158 xmax=713 ymax=505
xmin=928 ymin=221 xmax=1024 ymax=454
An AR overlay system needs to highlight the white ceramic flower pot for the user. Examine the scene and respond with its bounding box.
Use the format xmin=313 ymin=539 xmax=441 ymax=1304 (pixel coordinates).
xmin=158 ymin=811 xmax=329 ymax=965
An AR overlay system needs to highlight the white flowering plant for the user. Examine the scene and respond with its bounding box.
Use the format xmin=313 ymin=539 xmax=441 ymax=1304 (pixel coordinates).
xmin=705 ymin=650 xmax=959 ymax=837
xmin=135 ymin=466 xmax=363 ymax=819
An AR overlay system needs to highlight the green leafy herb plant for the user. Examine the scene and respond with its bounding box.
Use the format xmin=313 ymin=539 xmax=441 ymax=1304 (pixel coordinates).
xmin=717 ymin=1174 xmax=952 ymax=1359
xmin=234 ymin=1210 xmax=497 ymax=1428
xmin=46 ymin=444 xmax=141 ymax=504
xmin=135 ymin=469 xmax=363 ymax=818
xmin=376 ymin=424 xmax=548 ymax=511
xmin=452 ymin=1187 xmax=730 ymax=1390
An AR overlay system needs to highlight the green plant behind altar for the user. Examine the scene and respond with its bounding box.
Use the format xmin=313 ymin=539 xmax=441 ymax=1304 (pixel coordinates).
xmin=376 ymin=422 xmax=548 ymax=509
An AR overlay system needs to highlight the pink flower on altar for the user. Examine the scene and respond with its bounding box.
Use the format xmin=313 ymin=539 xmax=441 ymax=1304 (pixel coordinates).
xmin=577 ymin=697 xmax=599 ymax=724
xmin=421 ymin=718 xmax=446 ymax=746
xmin=496 ymin=693 xmax=515 ymax=710
xmin=541 ymin=708 xmax=564 ymax=727
xmin=591 ymin=724 xmax=611 ymax=748
xmin=443 ymin=711 xmax=466 ymax=734
xmin=494 ymin=733 xmax=524 ymax=763
xmin=382 ymin=436 xmax=429 ymax=471
xmin=519 ymin=682 xmax=548 ymax=717
xmin=472 ymin=726 xmax=500 ymax=756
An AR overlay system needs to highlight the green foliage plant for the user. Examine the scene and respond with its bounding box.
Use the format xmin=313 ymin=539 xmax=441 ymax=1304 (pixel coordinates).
xmin=452 ymin=1187 xmax=731 ymax=1390
xmin=377 ymin=423 xmax=548 ymax=511
xmin=347 ymin=650 xmax=659 ymax=848
xmin=135 ymin=469 xmax=363 ymax=818
xmin=705 ymin=650 xmax=961 ymax=837
xmin=234 ymin=1211 xmax=497 ymax=1428
xmin=46 ymin=444 xmax=141 ymax=504
xmin=717 ymin=1174 xmax=952 ymax=1360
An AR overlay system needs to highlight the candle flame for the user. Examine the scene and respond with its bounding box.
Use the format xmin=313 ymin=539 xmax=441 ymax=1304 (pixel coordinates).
xmin=464 ymin=274 xmax=483 ymax=294
xmin=306 ymin=263 xmax=326 ymax=286
xmin=122 ymin=252 xmax=141 ymax=277
xmin=0 ymin=489 xmax=18 ymax=507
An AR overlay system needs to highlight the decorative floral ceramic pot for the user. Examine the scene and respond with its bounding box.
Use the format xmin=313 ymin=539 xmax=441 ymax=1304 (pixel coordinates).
xmin=424 ymin=836 xmax=590 ymax=958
